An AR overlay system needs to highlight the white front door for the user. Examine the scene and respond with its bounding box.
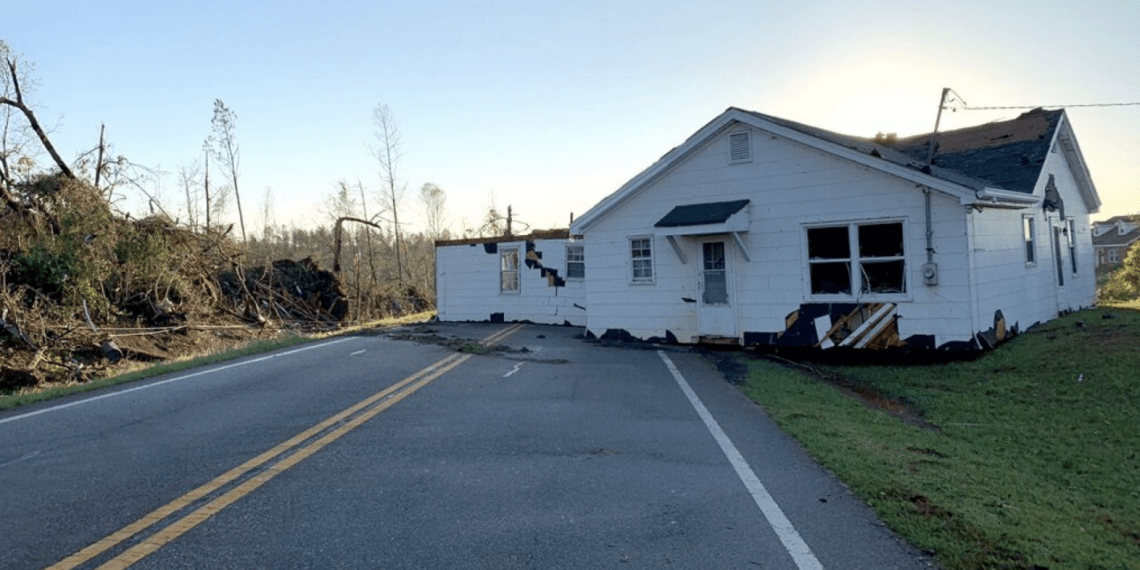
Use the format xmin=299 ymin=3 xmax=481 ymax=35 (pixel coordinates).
xmin=698 ymin=238 xmax=736 ymax=338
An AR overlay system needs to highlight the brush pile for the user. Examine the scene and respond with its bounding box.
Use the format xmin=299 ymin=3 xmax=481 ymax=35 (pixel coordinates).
xmin=0 ymin=175 xmax=349 ymax=392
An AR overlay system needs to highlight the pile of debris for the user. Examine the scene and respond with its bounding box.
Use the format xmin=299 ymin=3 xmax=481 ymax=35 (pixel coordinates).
xmin=0 ymin=177 xmax=350 ymax=392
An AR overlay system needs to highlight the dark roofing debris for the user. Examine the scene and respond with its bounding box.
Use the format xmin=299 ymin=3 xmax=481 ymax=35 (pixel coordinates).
xmin=654 ymin=199 xmax=750 ymax=228
xmin=888 ymin=108 xmax=1063 ymax=193
xmin=435 ymin=228 xmax=571 ymax=247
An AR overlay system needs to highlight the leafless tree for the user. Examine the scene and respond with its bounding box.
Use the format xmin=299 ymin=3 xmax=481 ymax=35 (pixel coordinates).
xmin=419 ymin=182 xmax=448 ymax=240
xmin=259 ymin=186 xmax=275 ymax=241
xmin=0 ymin=42 xmax=74 ymax=181
xmin=177 ymin=160 xmax=202 ymax=230
xmin=207 ymin=99 xmax=246 ymax=242
xmin=373 ymin=103 xmax=406 ymax=285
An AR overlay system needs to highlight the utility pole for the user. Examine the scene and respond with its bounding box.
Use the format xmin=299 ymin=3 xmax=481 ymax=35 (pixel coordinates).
xmin=925 ymin=88 xmax=950 ymax=166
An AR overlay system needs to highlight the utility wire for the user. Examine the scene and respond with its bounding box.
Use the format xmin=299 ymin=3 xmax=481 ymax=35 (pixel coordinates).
xmin=961 ymin=102 xmax=1140 ymax=111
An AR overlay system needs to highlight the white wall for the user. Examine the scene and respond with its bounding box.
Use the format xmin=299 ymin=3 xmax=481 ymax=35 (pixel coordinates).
xmin=582 ymin=124 xmax=979 ymax=347
xmin=968 ymin=145 xmax=1097 ymax=336
xmin=436 ymin=238 xmax=586 ymax=325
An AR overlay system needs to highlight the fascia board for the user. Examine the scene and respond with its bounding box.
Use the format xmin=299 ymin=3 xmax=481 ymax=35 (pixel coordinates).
xmin=975 ymin=187 xmax=1042 ymax=209
xmin=1055 ymin=114 xmax=1102 ymax=214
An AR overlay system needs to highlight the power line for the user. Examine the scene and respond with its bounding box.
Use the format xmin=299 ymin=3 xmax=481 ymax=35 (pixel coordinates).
xmin=960 ymin=102 xmax=1140 ymax=111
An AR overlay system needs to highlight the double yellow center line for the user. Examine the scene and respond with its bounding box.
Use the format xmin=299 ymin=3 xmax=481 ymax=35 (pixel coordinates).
xmin=48 ymin=323 xmax=525 ymax=570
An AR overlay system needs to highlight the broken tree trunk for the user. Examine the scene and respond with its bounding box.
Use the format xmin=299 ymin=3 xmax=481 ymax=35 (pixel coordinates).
xmin=333 ymin=216 xmax=387 ymax=273
xmin=0 ymin=58 xmax=76 ymax=180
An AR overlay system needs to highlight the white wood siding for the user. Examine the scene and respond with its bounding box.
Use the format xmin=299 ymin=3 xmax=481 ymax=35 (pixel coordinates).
xmin=967 ymin=149 xmax=1097 ymax=335
xmin=436 ymin=239 xmax=586 ymax=325
xmin=583 ymin=126 xmax=977 ymax=346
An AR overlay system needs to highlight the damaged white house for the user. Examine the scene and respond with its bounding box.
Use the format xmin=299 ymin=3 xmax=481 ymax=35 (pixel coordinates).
xmin=436 ymin=107 xmax=1100 ymax=350
xmin=435 ymin=230 xmax=587 ymax=326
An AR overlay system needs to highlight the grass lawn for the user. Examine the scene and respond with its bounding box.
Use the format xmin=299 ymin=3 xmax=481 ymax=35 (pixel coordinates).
xmin=739 ymin=306 xmax=1140 ymax=570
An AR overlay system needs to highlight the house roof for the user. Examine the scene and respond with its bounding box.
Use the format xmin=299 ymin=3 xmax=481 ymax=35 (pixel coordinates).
xmin=887 ymin=108 xmax=1063 ymax=194
xmin=571 ymin=106 xmax=1101 ymax=235
xmin=1092 ymin=228 xmax=1140 ymax=248
xmin=735 ymin=109 xmax=997 ymax=192
xmin=654 ymin=200 xmax=750 ymax=228
xmin=1095 ymin=215 xmax=1139 ymax=226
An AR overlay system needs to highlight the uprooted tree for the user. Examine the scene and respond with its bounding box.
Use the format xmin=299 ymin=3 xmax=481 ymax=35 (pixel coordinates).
xmin=0 ymin=47 xmax=350 ymax=392
xmin=1 ymin=43 xmax=446 ymax=393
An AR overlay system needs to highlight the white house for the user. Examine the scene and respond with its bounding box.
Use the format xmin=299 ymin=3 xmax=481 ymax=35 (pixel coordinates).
xmin=434 ymin=230 xmax=587 ymax=326
xmin=565 ymin=107 xmax=1101 ymax=350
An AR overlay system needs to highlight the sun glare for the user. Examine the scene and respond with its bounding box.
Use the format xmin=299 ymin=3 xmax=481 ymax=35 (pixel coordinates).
xmin=825 ymin=91 xmax=939 ymax=138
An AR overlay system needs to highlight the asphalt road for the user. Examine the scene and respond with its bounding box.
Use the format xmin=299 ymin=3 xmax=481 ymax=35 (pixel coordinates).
xmin=0 ymin=323 xmax=933 ymax=569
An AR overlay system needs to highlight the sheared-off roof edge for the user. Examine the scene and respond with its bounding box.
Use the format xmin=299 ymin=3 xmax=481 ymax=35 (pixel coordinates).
xmin=435 ymin=228 xmax=571 ymax=247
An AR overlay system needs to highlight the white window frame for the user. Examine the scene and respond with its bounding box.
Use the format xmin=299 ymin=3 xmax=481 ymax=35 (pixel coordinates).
xmin=804 ymin=220 xmax=909 ymax=300
xmin=500 ymin=247 xmax=520 ymax=294
xmin=630 ymin=236 xmax=655 ymax=284
xmin=1109 ymin=248 xmax=1120 ymax=264
xmin=565 ymin=244 xmax=585 ymax=280
xmin=728 ymin=130 xmax=752 ymax=163
xmin=1023 ymin=215 xmax=1037 ymax=265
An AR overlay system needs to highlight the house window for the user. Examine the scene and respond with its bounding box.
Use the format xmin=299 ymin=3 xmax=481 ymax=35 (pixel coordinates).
xmin=566 ymin=244 xmax=585 ymax=279
xmin=630 ymin=237 xmax=654 ymax=282
xmin=807 ymin=222 xmax=906 ymax=296
xmin=729 ymin=131 xmax=752 ymax=163
xmin=1066 ymin=218 xmax=1077 ymax=274
xmin=500 ymin=248 xmax=519 ymax=293
xmin=1109 ymin=248 xmax=1120 ymax=264
xmin=1023 ymin=215 xmax=1036 ymax=264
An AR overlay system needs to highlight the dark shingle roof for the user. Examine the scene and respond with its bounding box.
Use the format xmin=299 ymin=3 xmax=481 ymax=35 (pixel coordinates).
xmin=887 ymin=108 xmax=1063 ymax=194
xmin=655 ymin=200 xmax=750 ymax=227
xmin=1093 ymin=229 xmax=1140 ymax=247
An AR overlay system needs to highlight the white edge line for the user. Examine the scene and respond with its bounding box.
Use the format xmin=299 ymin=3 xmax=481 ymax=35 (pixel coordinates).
xmin=657 ymin=351 xmax=824 ymax=570
xmin=0 ymin=337 xmax=357 ymax=425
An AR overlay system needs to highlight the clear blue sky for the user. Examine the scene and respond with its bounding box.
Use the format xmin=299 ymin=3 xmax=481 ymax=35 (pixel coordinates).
xmin=5 ymin=0 xmax=1138 ymax=235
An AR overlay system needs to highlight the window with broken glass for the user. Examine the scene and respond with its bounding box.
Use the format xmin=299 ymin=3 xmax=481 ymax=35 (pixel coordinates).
xmin=500 ymin=248 xmax=519 ymax=293
xmin=630 ymin=237 xmax=654 ymax=283
xmin=566 ymin=244 xmax=585 ymax=279
xmin=1023 ymin=215 xmax=1036 ymax=264
xmin=807 ymin=222 xmax=906 ymax=297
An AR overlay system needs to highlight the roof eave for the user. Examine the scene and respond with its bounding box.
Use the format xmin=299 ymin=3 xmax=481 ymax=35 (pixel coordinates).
xmin=1055 ymin=113 xmax=1102 ymax=214
xmin=972 ymin=187 xmax=1042 ymax=209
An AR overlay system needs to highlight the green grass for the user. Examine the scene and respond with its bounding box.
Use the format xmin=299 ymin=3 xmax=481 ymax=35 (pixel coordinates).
xmin=739 ymin=306 xmax=1140 ymax=570
xmin=0 ymin=334 xmax=315 ymax=412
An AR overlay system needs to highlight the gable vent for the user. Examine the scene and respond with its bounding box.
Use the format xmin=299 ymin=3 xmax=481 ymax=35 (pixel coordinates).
xmin=729 ymin=131 xmax=752 ymax=163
